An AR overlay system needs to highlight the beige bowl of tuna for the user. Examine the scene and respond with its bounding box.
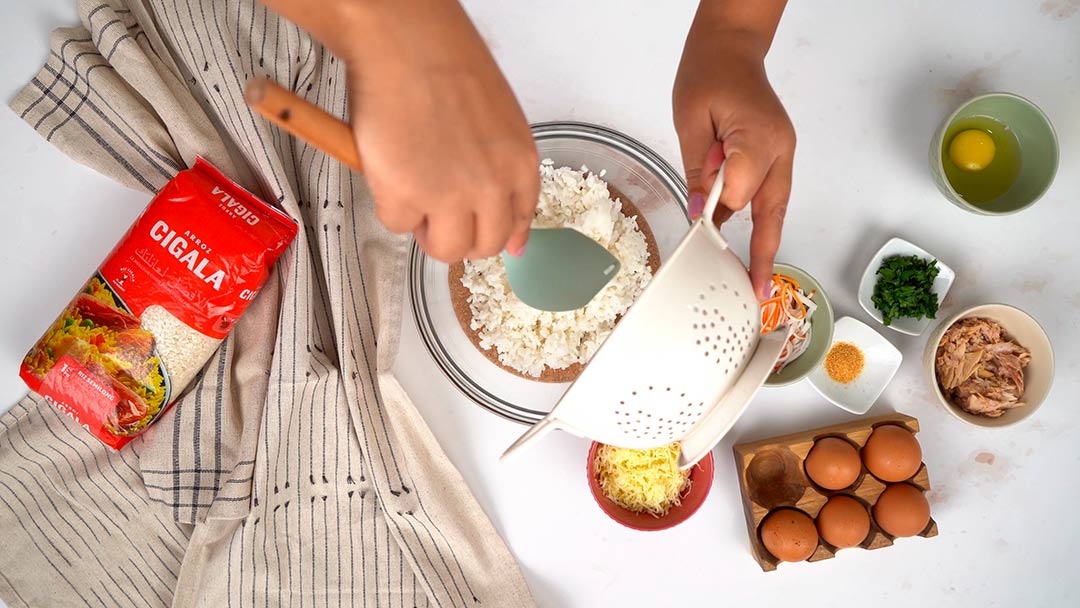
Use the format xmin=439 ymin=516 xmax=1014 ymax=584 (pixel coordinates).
xmin=924 ymin=303 xmax=1054 ymax=428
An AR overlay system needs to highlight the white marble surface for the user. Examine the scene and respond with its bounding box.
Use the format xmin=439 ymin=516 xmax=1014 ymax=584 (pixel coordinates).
xmin=2 ymin=1 xmax=1079 ymax=606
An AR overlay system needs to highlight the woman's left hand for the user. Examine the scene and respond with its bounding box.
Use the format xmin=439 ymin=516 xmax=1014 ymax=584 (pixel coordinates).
xmin=672 ymin=10 xmax=795 ymax=301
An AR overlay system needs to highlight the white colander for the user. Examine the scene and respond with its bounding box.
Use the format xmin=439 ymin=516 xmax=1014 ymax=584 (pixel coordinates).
xmin=500 ymin=171 xmax=788 ymax=469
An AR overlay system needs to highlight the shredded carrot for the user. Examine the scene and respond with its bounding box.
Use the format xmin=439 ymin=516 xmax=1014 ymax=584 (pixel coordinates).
xmin=759 ymin=274 xmax=818 ymax=374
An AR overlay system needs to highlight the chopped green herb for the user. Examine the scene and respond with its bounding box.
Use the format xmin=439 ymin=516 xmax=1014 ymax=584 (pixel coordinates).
xmin=871 ymin=255 xmax=940 ymax=326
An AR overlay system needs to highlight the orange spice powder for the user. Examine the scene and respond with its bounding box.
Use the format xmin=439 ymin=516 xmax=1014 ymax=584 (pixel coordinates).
xmin=825 ymin=342 xmax=865 ymax=384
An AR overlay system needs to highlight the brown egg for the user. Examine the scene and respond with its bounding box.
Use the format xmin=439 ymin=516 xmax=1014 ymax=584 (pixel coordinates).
xmin=861 ymin=424 xmax=922 ymax=482
xmin=815 ymin=495 xmax=871 ymax=549
xmin=873 ymin=483 xmax=931 ymax=537
xmin=759 ymin=509 xmax=819 ymax=562
xmin=804 ymin=437 xmax=861 ymax=490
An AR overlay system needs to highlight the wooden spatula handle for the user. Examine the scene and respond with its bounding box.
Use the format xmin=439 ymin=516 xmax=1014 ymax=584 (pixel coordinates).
xmin=244 ymin=78 xmax=362 ymax=173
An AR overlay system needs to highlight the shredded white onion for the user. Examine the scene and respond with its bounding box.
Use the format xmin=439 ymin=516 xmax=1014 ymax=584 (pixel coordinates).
xmin=762 ymin=276 xmax=816 ymax=373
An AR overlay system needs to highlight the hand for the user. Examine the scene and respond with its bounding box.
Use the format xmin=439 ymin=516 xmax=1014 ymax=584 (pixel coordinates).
xmin=673 ymin=13 xmax=795 ymax=300
xmin=268 ymin=0 xmax=539 ymax=262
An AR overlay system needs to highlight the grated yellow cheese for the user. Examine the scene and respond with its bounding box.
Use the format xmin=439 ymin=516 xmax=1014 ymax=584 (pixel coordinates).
xmin=594 ymin=443 xmax=691 ymax=517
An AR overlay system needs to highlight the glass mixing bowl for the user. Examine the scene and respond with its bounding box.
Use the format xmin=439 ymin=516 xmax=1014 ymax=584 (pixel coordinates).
xmin=409 ymin=121 xmax=690 ymax=424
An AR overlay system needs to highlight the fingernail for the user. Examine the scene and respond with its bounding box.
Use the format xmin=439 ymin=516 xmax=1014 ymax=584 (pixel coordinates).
xmin=688 ymin=191 xmax=705 ymax=219
xmin=508 ymin=243 xmax=526 ymax=258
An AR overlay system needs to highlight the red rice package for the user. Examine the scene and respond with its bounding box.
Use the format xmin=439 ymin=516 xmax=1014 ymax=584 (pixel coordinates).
xmin=20 ymin=158 xmax=297 ymax=449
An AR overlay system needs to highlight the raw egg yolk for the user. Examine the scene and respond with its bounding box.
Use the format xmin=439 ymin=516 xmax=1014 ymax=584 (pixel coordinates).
xmin=949 ymin=129 xmax=995 ymax=172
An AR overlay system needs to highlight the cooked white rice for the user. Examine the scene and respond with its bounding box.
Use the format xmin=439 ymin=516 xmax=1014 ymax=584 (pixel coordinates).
xmin=140 ymin=305 xmax=222 ymax=394
xmin=460 ymin=160 xmax=652 ymax=377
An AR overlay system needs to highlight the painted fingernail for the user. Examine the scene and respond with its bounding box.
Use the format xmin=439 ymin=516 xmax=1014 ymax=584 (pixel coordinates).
xmin=688 ymin=191 xmax=705 ymax=219
xmin=508 ymin=243 xmax=526 ymax=258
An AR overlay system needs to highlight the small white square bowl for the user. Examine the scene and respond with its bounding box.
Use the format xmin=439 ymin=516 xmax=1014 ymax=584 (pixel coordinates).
xmin=858 ymin=237 xmax=955 ymax=336
xmin=808 ymin=316 xmax=903 ymax=414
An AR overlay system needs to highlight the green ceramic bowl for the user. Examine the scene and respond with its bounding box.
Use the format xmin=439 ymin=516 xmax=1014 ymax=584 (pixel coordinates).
xmin=764 ymin=263 xmax=835 ymax=387
xmin=930 ymin=92 xmax=1058 ymax=215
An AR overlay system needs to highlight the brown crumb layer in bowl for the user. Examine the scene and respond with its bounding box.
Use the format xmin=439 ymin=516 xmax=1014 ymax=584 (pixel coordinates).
xmin=448 ymin=191 xmax=661 ymax=383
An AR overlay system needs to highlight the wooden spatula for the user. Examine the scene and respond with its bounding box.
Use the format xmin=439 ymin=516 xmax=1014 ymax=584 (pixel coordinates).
xmin=243 ymin=78 xmax=620 ymax=311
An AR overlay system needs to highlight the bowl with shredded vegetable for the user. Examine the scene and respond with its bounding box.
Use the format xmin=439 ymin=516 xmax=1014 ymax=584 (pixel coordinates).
xmin=587 ymin=442 xmax=714 ymax=531
xmin=761 ymin=264 xmax=834 ymax=387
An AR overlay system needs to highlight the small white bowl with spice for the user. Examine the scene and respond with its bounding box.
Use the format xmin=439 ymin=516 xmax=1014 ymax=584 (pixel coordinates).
xmin=858 ymin=237 xmax=955 ymax=337
xmin=808 ymin=316 xmax=903 ymax=414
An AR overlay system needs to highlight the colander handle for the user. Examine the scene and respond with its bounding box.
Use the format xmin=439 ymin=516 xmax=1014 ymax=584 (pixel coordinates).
xmin=677 ymin=329 xmax=789 ymax=469
xmin=700 ymin=161 xmax=726 ymax=230
xmin=500 ymin=417 xmax=562 ymax=463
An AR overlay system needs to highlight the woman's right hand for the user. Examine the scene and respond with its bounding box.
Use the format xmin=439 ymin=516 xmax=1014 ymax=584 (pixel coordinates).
xmin=264 ymin=0 xmax=539 ymax=262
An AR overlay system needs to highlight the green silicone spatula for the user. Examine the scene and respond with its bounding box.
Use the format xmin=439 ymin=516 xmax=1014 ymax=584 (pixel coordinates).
xmin=242 ymin=79 xmax=619 ymax=312
xmin=502 ymin=228 xmax=621 ymax=312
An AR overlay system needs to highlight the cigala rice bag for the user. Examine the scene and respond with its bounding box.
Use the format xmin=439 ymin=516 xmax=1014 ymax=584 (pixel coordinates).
xmin=20 ymin=158 xmax=297 ymax=449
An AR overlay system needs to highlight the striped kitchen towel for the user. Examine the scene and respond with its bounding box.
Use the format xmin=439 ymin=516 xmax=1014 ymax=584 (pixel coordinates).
xmin=0 ymin=0 xmax=535 ymax=606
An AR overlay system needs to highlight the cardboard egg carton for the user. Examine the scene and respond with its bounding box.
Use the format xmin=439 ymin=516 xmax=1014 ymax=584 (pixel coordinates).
xmin=732 ymin=413 xmax=937 ymax=571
